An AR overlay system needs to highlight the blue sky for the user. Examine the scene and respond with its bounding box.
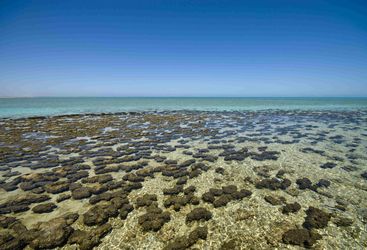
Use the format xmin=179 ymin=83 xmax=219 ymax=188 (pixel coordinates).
xmin=1 ymin=0 xmax=367 ymax=97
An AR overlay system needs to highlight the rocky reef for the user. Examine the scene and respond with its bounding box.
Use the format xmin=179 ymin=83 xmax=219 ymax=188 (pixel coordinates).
xmin=0 ymin=110 xmax=366 ymax=249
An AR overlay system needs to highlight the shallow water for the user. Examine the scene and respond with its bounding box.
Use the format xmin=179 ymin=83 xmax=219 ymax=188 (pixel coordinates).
xmin=0 ymin=110 xmax=366 ymax=249
xmin=1 ymin=97 xmax=367 ymax=118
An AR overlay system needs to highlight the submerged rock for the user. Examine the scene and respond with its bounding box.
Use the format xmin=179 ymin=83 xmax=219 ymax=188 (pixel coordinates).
xmin=186 ymin=207 xmax=212 ymax=223
xmin=282 ymin=202 xmax=301 ymax=215
xmin=30 ymin=217 xmax=74 ymax=249
xmin=44 ymin=181 xmax=69 ymax=194
xmin=209 ymin=188 xmax=223 ymax=196
xmin=83 ymin=199 xmax=124 ymax=226
xmin=220 ymin=239 xmax=237 ymax=249
xmin=32 ymin=203 xmax=57 ymax=213
xmin=136 ymin=194 xmax=157 ymax=207
xmin=264 ymin=195 xmax=284 ymax=206
xmin=303 ymin=206 xmax=331 ymax=229
xmin=179 ymin=159 xmax=196 ymax=168
xmin=231 ymin=189 xmax=252 ymax=199
xmin=282 ymin=228 xmax=321 ymax=247
xmin=119 ymin=203 xmax=134 ymax=220
xmin=138 ymin=205 xmax=171 ymax=232
xmin=215 ymin=167 xmax=225 ymax=175
xmin=316 ymin=179 xmax=331 ymax=188
xmin=56 ymin=194 xmax=71 ymax=203
xmin=71 ymin=187 xmax=91 ymax=200
xmin=296 ymin=178 xmax=312 ymax=190
xmin=202 ymin=192 xmax=215 ymax=203
xmin=0 ymin=231 xmax=26 ymax=250
xmin=0 ymin=194 xmax=51 ymax=215
xmin=213 ymin=195 xmax=232 ymax=208
xmin=255 ymin=178 xmax=291 ymax=190
xmin=0 ymin=216 xmax=17 ymax=228
xmin=163 ymin=185 xmax=183 ymax=195
xmin=68 ymin=223 xmax=112 ymax=250
xmin=164 ymin=226 xmax=208 ymax=250
xmin=320 ymin=162 xmax=337 ymax=169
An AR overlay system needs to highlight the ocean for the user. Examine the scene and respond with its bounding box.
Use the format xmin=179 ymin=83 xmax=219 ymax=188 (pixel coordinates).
xmin=0 ymin=97 xmax=367 ymax=118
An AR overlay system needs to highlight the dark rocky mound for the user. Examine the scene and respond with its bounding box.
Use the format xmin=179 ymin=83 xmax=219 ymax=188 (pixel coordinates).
xmin=320 ymin=162 xmax=337 ymax=169
xmin=202 ymin=185 xmax=251 ymax=207
xmin=32 ymin=203 xmax=57 ymax=214
xmin=71 ymin=187 xmax=91 ymax=200
xmin=68 ymin=223 xmax=112 ymax=250
xmin=179 ymin=159 xmax=196 ymax=168
xmin=202 ymin=192 xmax=215 ymax=203
xmin=119 ymin=203 xmax=134 ymax=220
xmin=264 ymin=195 xmax=285 ymax=206
xmin=220 ymin=239 xmax=238 ymax=249
xmin=164 ymin=193 xmax=200 ymax=211
xmin=251 ymin=150 xmax=279 ymax=161
xmin=0 ymin=216 xmax=17 ymax=228
xmin=316 ymin=179 xmax=331 ymax=188
xmin=136 ymin=194 xmax=157 ymax=208
xmin=282 ymin=202 xmax=301 ymax=215
xmin=303 ymin=206 xmax=331 ymax=229
xmin=0 ymin=194 xmax=51 ymax=215
xmin=88 ymin=189 xmax=127 ymax=205
xmin=30 ymin=215 xmax=78 ymax=249
xmin=282 ymin=228 xmax=321 ymax=248
xmin=296 ymin=178 xmax=312 ymax=190
xmin=83 ymin=197 xmax=128 ymax=226
xmin=163 ymin=185 xmax=183 ymax=195
xmin=57 ymin=194 xmax=71 ymax=203
xmin=213 ymin=195 xmax=232 ymax=208
xmin=138 ymin=205 xmax=171 ymax=232
xmin=209 ymin=188 xmax=223 ymax=196
xmin=44 ymin=181 xmax=69 ymax=194
xmin=255 ymin=178 xmax=291 ymax=190
xmin=82 ymin=174 xmax=113 ymax=184
xmin=176 ymin=177 xmax=188 ymax=185
xmin=186 ymin=208 xmax=212 ymax=223
xmin=164 ymin=226 xmax=208 ymax=250
xmin=0 ymin=231 xmax=26 ymax=250
xmin=215 ymin=167 xmax=225 ymax=175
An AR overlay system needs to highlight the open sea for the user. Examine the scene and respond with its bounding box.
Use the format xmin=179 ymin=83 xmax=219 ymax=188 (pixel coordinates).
xmin=1 ymin=97 xmax=367 ymax=118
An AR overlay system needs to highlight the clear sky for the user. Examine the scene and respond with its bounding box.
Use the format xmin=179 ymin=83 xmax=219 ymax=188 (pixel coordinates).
xmin=1 ymin=0 xmax=367 ymax=97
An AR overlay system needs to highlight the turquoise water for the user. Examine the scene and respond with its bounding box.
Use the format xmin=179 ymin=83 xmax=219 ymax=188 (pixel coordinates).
xmin=0 ymin=97 xmax=367 ymax=118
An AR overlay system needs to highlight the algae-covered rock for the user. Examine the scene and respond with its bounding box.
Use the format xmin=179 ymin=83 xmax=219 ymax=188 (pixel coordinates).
xmin=303 ymin=206 xmax=331 ymax=229
xmin=282 ymin=228 xmax=321 ymax=248
xmin=186 ymin=207 xmax=212 ymax=223
xmin=32 ymin=202 xmax=57 ymax=213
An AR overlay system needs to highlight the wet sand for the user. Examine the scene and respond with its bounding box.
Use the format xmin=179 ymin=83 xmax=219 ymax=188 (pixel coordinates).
xmin=0 ymin=110 xmax=366 ymax=249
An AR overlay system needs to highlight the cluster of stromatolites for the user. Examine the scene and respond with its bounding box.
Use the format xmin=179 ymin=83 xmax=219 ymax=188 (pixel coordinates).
xmin=0 ymin=110 xmax=366 ymax=249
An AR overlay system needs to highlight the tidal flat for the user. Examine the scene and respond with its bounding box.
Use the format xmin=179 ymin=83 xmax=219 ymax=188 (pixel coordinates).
xmin=0 ymin=110 xmax=366 ymax=249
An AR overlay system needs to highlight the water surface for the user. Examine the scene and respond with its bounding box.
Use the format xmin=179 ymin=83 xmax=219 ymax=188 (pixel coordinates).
xmin=1 ymin=97 xmax=367 ymax=118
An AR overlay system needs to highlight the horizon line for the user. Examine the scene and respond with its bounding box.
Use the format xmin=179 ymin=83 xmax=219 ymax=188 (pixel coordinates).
xmin=1 ymin=96 xmax=367 ymax=99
